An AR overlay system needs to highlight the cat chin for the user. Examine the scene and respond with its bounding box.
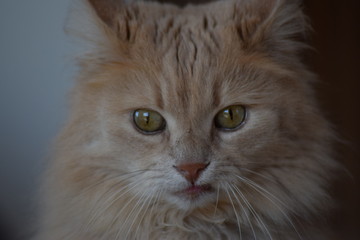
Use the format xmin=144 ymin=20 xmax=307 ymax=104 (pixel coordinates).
xmin=166 ymin=190 xmax=216 ymax=211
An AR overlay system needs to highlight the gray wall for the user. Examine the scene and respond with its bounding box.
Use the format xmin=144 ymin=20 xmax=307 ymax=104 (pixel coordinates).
xmin=0 ymin=0 xmax=73 ymax=238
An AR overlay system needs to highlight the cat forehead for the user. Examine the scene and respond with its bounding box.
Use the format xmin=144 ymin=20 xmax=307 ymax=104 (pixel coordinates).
xmin=100 ymin=53 xmax=285 ymax=120
xmin=127 ymin=1 xmax=236 ymax=25
xmin=109 ymin=2 xmax=246 ymax=83
xmin=110 ymin=0 xmax=244 ymax=48
xmin=82 ymin=0 xmax=306 ymax=69
xmin=83 ymin=0 xmax=303 ymax=116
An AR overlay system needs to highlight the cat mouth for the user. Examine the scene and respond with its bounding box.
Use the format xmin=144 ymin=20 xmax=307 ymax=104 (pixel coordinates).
xmin=175 ymin=184 xmax=213 ymax=199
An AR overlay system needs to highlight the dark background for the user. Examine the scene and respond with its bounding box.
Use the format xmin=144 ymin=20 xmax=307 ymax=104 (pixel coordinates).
xmin=304 ymin=0 xmax=360 ymax=239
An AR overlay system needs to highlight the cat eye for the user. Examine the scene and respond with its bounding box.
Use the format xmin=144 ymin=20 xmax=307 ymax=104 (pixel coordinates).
xmin=133 ymin=109 xmax=166 ymax=134
xmin=214 ymin=105 xmax=246 ymax=130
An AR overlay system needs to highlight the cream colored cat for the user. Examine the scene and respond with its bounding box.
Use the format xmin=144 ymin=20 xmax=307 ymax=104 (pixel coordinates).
xmin=37 ymin=0 xmax=339 ymax=239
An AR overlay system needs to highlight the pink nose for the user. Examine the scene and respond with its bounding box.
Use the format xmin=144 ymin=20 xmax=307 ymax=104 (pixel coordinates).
xmin=174 ymin=163 xmax=209 ymax=184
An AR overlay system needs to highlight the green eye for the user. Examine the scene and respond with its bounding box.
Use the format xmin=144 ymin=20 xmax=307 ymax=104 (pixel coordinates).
xmin=214 ymin=105 xmax=246 ymax=130
xmin=133 ymin=109 xmax=166 ymax=134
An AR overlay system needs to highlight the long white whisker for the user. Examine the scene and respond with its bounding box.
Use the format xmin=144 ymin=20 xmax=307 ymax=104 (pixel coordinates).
xmin=113 ymin=187 xmax=147 ymax=240
xmin=81 ymin=173 xmax=145 ymax=232
xmin=239 ymin=168 xmax=277 ymax=184
xmin=83 ymin=171 xmax=145 ymax=219
xmin=148 ymin=188 xmax=165 ymax=237
xmin=237 ymin=175 xmax=293 ymax=213
xmin=133 ymin=194 xmax=154 ymax=240
xmin=237 ymin=175 xmax=303 ymax=240
xmin=86 ymin=178 xmax=144 ymax=230
xmin=81 ymin=169 xmax=149 ymax=195
xmin=104 ymin=180 xmax=149 ymax=236
xmin=124 ymin=189 xmax=153 ymax=239
xmin=135 ymin=187 xmax=163 ymax=239
xmin=147 ymin=187 xmax=163 ymax=225
xmin=225 ymin=183 xmax=242 ymax=240
xmin=232 ymin=184 xmax=273 ymax=240
xmin=213 ymin=183 xmax=220 ymax=218
xmin=228 ymin=184 xmax=257 ymax=240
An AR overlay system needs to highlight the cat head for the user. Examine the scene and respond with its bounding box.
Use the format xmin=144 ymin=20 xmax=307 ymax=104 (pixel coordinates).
xmin=59 ymin=0 xmax=337 ymax=231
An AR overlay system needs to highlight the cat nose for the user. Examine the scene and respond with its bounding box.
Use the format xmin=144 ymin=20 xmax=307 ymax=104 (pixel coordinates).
xmin=174 ymin=162 xmax=210 ymax=184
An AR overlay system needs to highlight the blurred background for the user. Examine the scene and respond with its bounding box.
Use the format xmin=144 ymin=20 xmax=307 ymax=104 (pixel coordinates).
xmin=0 ymin=0 xmax=358 ymax=239
xmin=0 ymin=0 xmax=74 ymax=238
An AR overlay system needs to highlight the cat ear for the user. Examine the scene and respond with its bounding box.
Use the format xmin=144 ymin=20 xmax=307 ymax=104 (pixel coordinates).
xmin=87 ymin=0 xmax=122 ymax=28
xmin=66 ymin=0 xmax=140 ymax=64
xmin=234 ymin=0 xmax=308 ymax=62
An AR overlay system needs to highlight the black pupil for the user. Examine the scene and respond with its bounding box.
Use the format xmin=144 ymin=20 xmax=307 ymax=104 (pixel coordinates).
xmin=228 ymin=109 xmax=233 ymax=120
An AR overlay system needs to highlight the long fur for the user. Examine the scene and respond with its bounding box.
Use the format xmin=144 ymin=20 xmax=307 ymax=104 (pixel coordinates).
xmin=36 ymin=0 xmax=339 ymax=239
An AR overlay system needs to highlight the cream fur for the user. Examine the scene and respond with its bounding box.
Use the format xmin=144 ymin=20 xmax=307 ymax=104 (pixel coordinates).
xmin=36 ymin=0 xmax=339 ymax=239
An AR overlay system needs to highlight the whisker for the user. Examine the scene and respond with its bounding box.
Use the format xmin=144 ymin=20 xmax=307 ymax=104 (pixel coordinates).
xmin=239 ymin=168 xmax=277 ymax=184
xmin=81 ymin=173 xmax=145 ymax=232
xmin=213 ymin=183 xmax=220 ymax=218
xmin=98 ymin=180 xmax=148 ymax=235
xmin=236 ymin=175 xmax=293 ymax=213
xmin=123 ymin=189 xmax=152 ymax=239
xmin=236 ymin=175 xmax=303 ymax=240
xmin=232 ymin=184 xmax=273 ymax=240
xmin=134 ymin=187 xmax=164 ymax=239
xmin=133 ymin=194 xmax=154 ymax=240
xmin=147 ymin=187 xmax=163 ymax=224
xmin=112 ymin=186 xmax=146 ymax=240
xmin=85 ymin=178 xmax=144 ymax=231
xmin=80 ymin=169 xmax=146 ymax=196
xmin=225 ymin=183 xmax=242 ymax=240
xmin=228 ymin=184 xmax=257 ymax=240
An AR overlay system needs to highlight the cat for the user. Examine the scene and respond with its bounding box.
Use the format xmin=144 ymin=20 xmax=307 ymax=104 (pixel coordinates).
xmin=36 ymin=0 xmax=339 ymax=239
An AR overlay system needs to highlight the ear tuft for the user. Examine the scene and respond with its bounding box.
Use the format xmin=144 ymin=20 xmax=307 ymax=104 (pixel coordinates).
xmin=234 ymin=0 xmax=309 ymax=62
xmin=87 ymin=0 xmax=122 ymax=28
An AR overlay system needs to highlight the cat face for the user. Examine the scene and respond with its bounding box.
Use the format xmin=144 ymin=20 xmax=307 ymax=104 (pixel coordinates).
xmin=85 ymin=44 xmax=297 ymax=210
xmin=52 ymin=0 xmax=337 ymax=237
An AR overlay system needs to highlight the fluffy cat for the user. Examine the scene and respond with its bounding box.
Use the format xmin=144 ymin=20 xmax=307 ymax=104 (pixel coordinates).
xmin=37 ymin=0 xmax=339 ymax=239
